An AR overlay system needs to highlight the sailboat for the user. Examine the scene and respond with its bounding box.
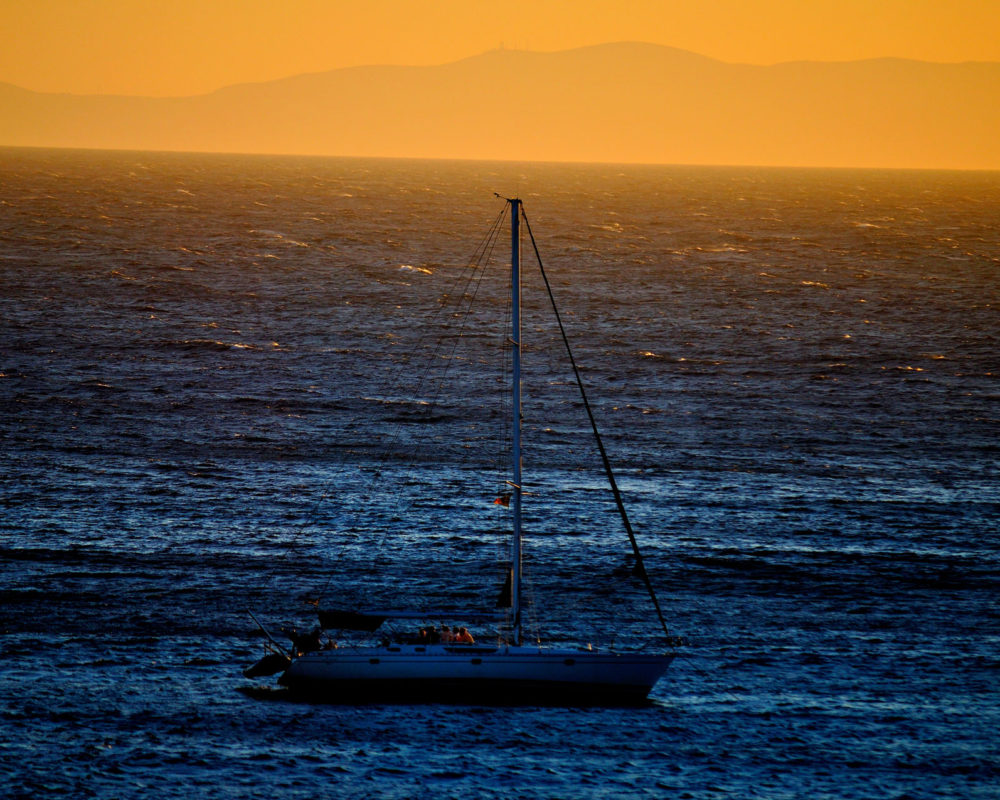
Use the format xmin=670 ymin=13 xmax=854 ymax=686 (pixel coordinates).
xmin=248 ymin=197 xmax=678 ymax=703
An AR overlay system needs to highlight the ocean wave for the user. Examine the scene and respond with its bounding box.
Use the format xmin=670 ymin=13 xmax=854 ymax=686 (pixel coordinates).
xmin=3 ymin=150 xmax=998 ymax=800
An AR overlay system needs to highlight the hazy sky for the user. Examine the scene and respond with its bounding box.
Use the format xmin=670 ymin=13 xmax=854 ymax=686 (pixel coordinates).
xmin=3 ymin=0 xmax=999 ymax=97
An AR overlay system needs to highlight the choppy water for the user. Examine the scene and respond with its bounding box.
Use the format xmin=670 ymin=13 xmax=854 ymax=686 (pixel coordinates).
xmin=2 ymin=147 xmax=999 ymax=798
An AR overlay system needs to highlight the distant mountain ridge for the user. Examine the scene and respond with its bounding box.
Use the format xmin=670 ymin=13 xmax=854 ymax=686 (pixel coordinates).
xmin=2 ymin=42 xmax=998 ymax=169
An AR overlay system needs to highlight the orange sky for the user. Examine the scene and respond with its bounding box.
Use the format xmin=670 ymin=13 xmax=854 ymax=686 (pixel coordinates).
xmin=3 ymin=0 xmax=999 ymax=97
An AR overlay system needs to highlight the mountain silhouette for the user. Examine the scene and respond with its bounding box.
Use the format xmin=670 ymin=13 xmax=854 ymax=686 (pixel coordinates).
xmin=2 ymin=42 xmax=997 ymax=169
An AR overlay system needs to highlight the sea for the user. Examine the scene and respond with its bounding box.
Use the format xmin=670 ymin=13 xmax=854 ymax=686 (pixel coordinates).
xmin=1 ymin=147 xmax=998 ymax=799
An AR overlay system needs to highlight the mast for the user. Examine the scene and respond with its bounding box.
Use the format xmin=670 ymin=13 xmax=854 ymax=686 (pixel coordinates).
xmin=509 ymin=198 xmax=523 ymax=646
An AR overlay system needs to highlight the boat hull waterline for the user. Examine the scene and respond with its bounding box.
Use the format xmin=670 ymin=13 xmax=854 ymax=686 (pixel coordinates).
xmin=278 ymin=645 xmax=674 ymax=703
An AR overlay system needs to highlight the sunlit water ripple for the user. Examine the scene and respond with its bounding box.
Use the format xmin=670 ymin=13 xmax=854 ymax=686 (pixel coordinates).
xmin=2 ymin=148 xmax=998 ymax=798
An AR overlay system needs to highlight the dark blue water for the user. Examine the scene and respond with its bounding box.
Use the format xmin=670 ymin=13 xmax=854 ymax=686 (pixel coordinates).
xmin=2 ymin=148 xmax=998 ymax=798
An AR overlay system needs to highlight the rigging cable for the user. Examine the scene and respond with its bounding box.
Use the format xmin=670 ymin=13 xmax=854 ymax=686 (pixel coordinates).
xmin=519 ymin=204 xmax=675 ymax=642
xmin=248 ymin=205 xmax=511 ymax=618
xmin=314 ymin=204 xmax=512 ymax=606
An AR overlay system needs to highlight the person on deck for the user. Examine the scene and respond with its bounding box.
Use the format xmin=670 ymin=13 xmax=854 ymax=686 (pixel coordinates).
xmin=456 ymin=627 xmax=475 ymax=644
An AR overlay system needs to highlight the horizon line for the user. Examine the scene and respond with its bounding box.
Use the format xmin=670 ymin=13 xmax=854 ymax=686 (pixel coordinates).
xmin=5 ymin=143 xmax=998 ymax=176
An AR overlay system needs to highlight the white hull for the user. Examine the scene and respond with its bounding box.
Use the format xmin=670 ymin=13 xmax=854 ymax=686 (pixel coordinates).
xmin=279 ymin=644 xmax=673 ymax=703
